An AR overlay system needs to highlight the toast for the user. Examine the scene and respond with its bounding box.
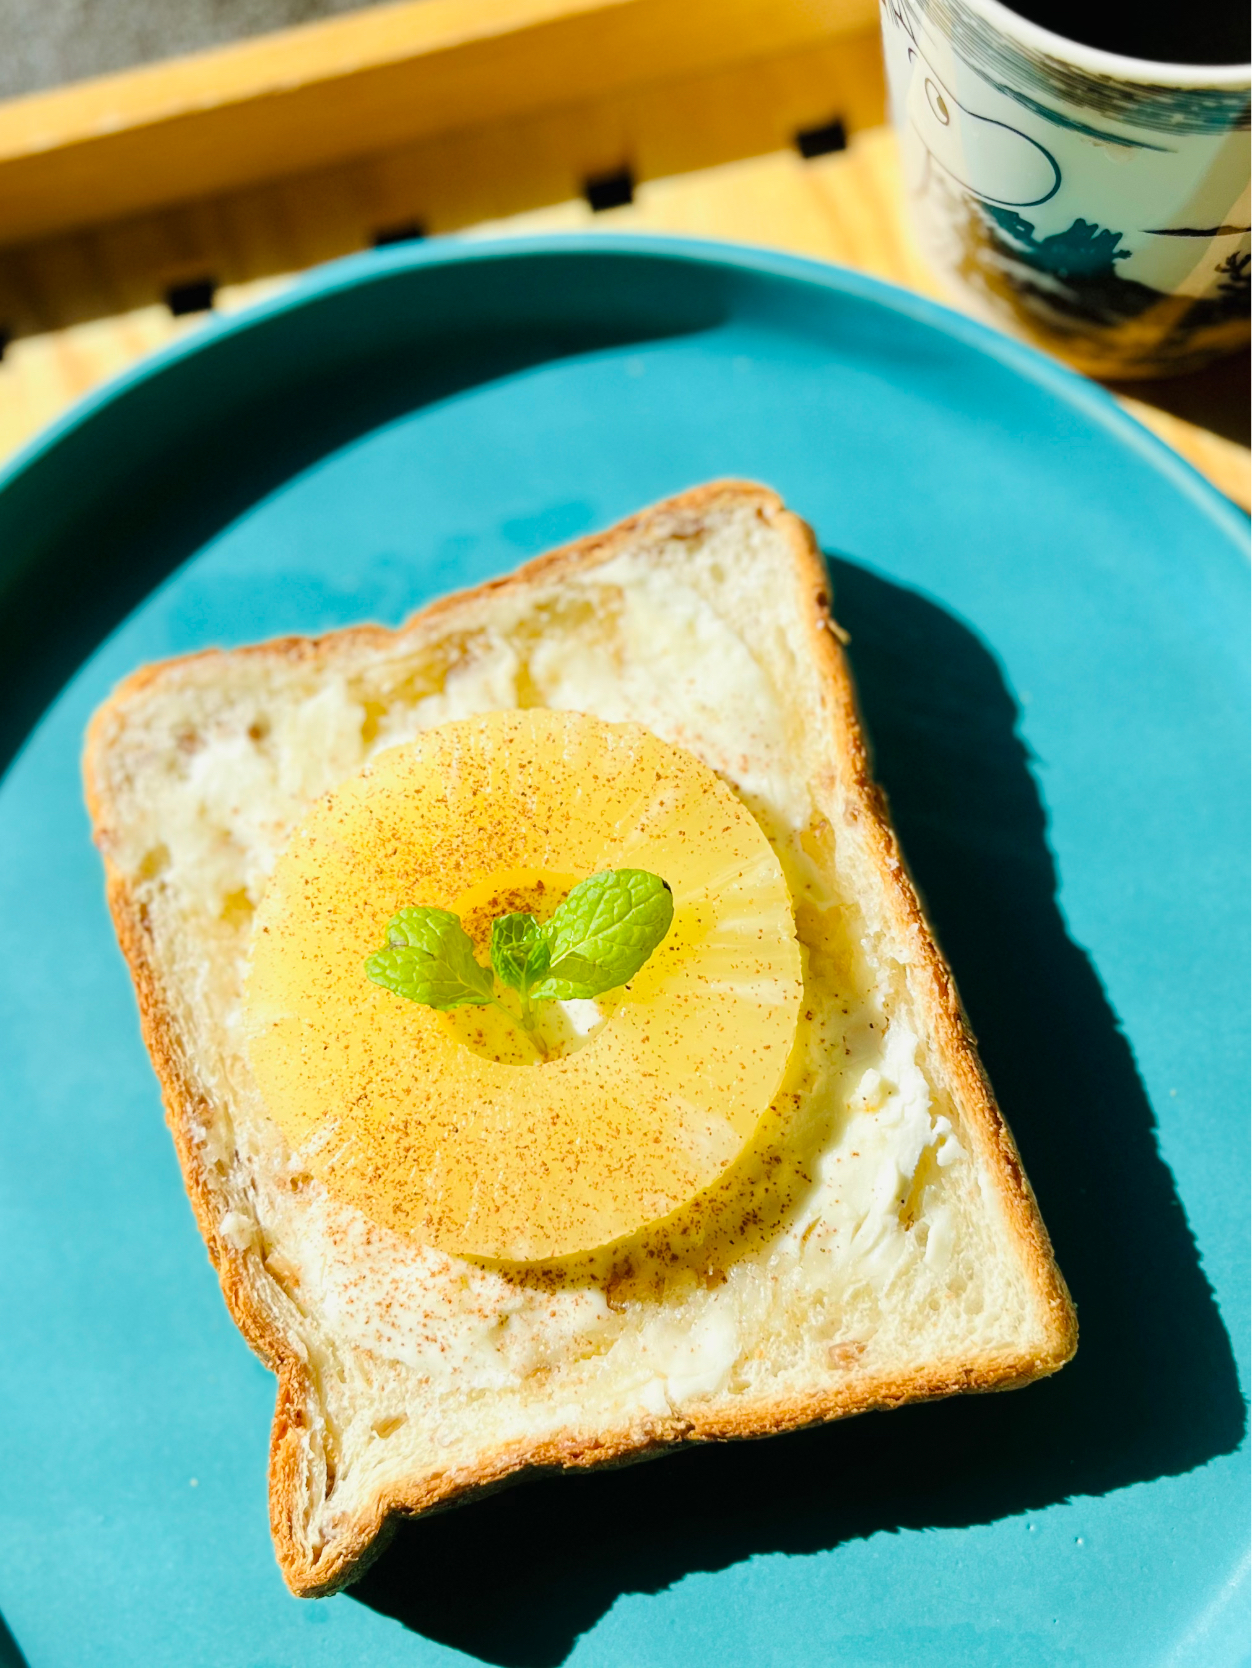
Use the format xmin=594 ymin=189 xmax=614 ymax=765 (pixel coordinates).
xmin=83 ymin=481 xmax=1076 ymax=1596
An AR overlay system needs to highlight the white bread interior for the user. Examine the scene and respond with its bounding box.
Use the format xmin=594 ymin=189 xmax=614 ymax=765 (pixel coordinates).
xmin=83 ymin=482 xmax=1076 ymax=1596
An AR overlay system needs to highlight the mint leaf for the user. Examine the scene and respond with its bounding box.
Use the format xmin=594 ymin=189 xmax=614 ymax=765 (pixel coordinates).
xmin=532 ymin=869 xmax=673 ymax=1000
xmin=533 ymin=951 xmax=603 ymax=991
xmin=490 ymin=912 xmax=551 ymax=993
xmin=366 ymin=906 xmax=495 ymax=1009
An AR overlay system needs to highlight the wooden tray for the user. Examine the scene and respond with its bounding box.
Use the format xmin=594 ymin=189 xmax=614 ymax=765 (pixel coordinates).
xmin=0 ymin=0 xmax=1246 ymax=506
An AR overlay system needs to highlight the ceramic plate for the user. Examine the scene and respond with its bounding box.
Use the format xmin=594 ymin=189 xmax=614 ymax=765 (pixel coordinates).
xmin=0 ymin=237 xmax=1246 ymax=1668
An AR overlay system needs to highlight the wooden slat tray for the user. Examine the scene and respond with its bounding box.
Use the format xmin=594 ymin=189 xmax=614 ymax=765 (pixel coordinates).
xmin=0 ymin=0 xmax=1246 ymax=507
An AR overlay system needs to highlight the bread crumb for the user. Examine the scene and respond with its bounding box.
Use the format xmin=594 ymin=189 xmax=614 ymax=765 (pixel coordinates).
xmin=219 ymin=1210 xmax=255 ymax=1251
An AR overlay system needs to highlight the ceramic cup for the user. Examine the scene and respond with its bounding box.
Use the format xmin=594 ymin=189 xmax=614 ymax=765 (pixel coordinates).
xmin=880 ymin=0 xmax=1250 ymax=377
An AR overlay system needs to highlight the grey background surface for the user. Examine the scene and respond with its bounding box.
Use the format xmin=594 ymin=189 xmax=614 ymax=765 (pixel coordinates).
xmin=0 ymin=0 xmax=386 ymax=100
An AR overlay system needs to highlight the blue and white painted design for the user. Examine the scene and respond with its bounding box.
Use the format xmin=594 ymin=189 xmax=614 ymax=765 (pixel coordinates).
xmin=882 ymin=0 xmax=1251 ymax=374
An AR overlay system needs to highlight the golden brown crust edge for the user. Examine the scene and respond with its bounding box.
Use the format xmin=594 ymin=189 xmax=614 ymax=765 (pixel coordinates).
xmin=83 ymin=479 xmax=1076 ymax=1598
xmin=771 ymin=498 xmax=1078 ymax=1364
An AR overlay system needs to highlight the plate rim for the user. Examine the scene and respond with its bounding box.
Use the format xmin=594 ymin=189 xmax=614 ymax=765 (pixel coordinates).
xmin=0 ymin=232 xmax=1247 ymax=556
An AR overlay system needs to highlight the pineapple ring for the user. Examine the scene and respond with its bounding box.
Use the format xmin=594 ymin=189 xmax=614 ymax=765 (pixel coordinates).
xmin=244 ymin=710 xmax=803 ymax=1262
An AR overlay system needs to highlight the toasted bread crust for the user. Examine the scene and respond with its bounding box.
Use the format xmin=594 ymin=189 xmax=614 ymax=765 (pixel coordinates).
xmin=84 ymin=482 xmax=1076 ymax=1596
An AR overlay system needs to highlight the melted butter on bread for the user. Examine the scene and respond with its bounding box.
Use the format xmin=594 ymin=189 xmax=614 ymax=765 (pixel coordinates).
xmin=119 ymin=560 xmax=979 ymax=1412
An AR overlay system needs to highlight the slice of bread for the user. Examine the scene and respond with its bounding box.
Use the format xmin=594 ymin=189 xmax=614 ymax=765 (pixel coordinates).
xmin=84 ymin=481 xmax=1076 ymax=1597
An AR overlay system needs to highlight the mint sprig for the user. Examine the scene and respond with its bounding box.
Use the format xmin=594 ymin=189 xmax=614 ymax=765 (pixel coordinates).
xmin=366 ymin=869 xmax=673 ymax=1051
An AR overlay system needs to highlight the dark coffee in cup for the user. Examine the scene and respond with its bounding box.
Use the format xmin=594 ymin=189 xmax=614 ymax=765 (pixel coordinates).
xmin=998 ymin=0 xmax=1250 ymax=65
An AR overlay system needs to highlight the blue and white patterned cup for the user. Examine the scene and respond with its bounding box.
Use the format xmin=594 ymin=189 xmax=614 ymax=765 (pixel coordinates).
xmin=881 ymin=0 xmax=1250 ymax=377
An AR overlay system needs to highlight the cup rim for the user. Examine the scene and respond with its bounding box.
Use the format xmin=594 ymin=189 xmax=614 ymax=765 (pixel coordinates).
xmin=955 ymin=0 xmax=1252 ymax=88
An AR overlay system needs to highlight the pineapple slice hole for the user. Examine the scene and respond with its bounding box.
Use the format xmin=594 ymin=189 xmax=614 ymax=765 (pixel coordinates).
xmin=244 ymin=710 xmax=803 ymax=1263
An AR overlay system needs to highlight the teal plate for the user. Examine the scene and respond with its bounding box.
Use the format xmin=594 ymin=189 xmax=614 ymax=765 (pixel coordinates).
xmin=0 ymin=238 xmax=1246 ymax=1668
